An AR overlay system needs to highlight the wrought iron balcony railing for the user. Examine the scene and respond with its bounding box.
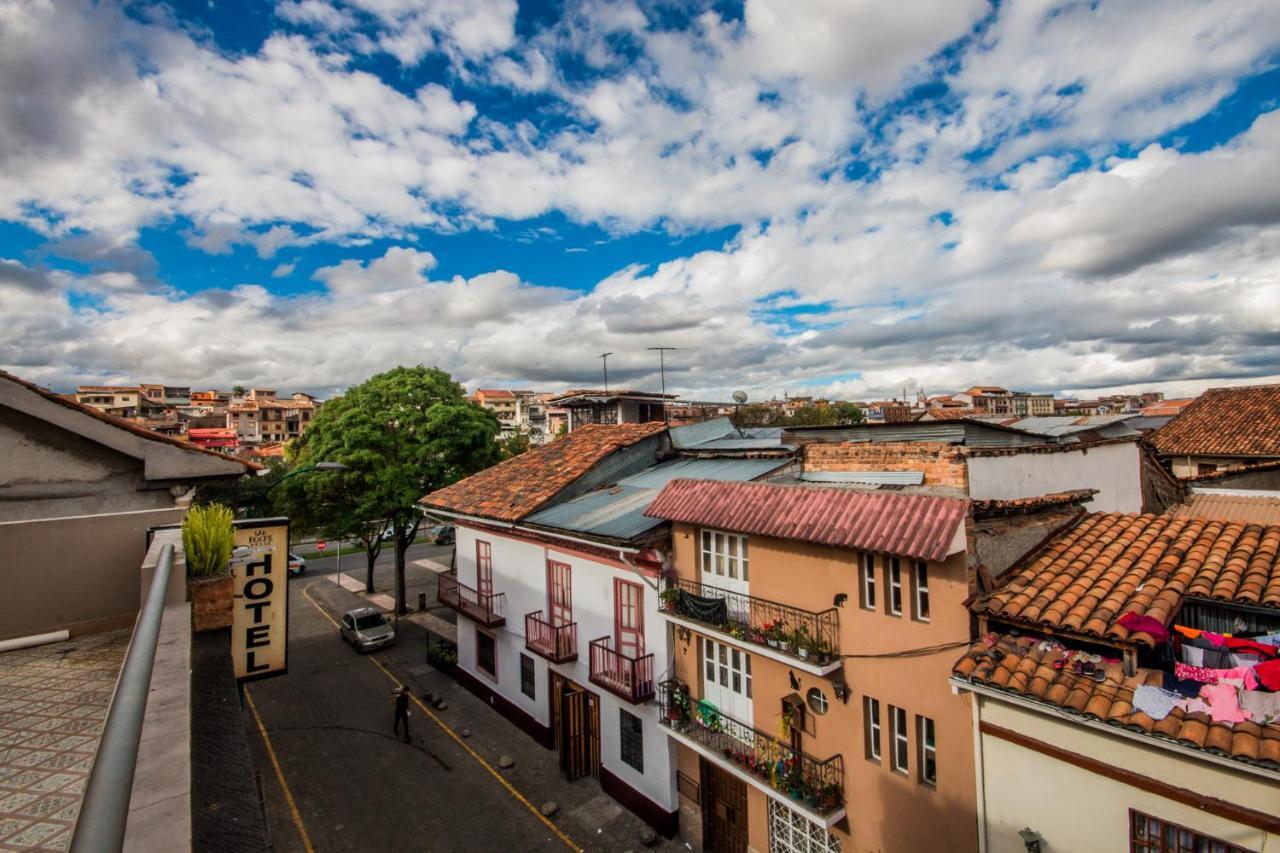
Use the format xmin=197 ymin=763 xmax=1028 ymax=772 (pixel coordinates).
xmin=524 ymin=611 xmax=578 ymax=663
xmin=659 ymin=578 xmax=840 ymax=665
xmin=588 ymin=636 xmax=655 ymax=703
xmin=657 ymin=680 xmax=844 ymax=816
xmin=437 ymin=573 xmax=505 ymax=627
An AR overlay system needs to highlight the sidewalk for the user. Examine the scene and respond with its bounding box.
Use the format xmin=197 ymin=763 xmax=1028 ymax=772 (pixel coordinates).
xmin=304 ymin=579 xmax=684 ymax=852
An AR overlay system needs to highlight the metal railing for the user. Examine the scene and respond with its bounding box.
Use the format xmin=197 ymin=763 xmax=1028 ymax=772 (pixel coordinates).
xmin=660 ymin=578 xmax=840 ymax=664
xmin=70 ymin=543 xmax=173 ymax=853
xmin=437 ymin=573 xmax=506 ymax=626
xmin=524 ymin=611 xmax=578 ymax=662
xmin=657 ymin=680 xmax=844 ymax=816
xmin=588 ymin=636 xmax=655 ymax=703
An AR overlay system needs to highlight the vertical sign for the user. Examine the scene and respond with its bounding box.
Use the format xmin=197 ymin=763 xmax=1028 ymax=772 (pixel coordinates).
xmin=232 ymin=517 xmax=290 ymax=680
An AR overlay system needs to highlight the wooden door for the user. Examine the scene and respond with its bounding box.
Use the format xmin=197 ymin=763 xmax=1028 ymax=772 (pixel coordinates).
xmin=476 ymin=540 xmax=493 ymax=597
xmin=615 ymin=579 xmax=644 ymax=658
xmin=552 ymin=675 xmax=599 ymax=782
xmin=548 ymin=560 xmax=572 ymax=626
xmin=700 ymin=759 xmax=748 ymax=853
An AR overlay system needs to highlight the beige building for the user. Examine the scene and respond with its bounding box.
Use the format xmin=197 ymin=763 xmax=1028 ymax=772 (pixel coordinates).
xmin=226 ymin=388 xmax=317 ymax=446
xmin=1 ymin=369 xmax=253 ymax=638
xmin=74 ymin=385 xmax=143 ymax=416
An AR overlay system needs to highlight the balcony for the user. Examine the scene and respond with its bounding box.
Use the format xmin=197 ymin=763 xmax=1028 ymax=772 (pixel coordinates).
xmin=525 ymin=611 xmax=578 ymax=663
xmin=588 ymin=637 xmax=655 ymax=704
xmin=437 ymin=573 xmax=506 ymax=628
xmin=657 ymin=681 xmax=846 ymax=827
xmin=659 ymin=578 xmax=841 ymax=676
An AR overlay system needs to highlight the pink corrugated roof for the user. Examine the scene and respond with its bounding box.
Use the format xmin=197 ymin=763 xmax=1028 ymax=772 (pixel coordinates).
xmin=645 ymin=479 xmax=969 ymax=562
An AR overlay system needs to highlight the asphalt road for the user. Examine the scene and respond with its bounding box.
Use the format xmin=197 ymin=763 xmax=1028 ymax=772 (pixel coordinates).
xmin=242 ymin=567 xmax=571 ymax=852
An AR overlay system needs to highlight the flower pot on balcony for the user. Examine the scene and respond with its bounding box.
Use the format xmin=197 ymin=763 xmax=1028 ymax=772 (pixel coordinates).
xmin=188 ymin=574 xmax=233 ymax=632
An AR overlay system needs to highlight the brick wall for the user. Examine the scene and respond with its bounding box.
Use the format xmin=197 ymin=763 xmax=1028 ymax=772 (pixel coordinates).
xmin=802 ymin=441 xmax=969 ymax=489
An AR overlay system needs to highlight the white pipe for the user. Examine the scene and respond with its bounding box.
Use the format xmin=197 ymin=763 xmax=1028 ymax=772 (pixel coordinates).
xmin=0 ymin=629 xmax=70 ymax=653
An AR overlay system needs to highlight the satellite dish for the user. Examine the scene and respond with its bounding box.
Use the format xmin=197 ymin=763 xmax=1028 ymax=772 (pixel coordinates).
xmin=732 ymin=390 xmax=748 ymax=404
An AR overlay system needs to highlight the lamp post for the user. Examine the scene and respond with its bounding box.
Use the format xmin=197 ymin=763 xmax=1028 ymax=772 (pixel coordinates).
xmin=266 ymin=462 xmax=347 ymax=579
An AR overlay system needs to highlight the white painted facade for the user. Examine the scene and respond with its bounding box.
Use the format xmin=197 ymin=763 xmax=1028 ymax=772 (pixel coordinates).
xmin=964 ymin=691 xmax=1280 ymax=853
xmin=966 ymin=441 xmax=1143 ymax=512
xmin=453 ymin=522 xmax=677 ymax=815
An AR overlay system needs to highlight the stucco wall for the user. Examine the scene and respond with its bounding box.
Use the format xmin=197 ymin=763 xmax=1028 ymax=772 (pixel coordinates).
xmin=976 ymin=698 xmax=1280 ymax=853
xmin=454 ymin=524 xmax=676 ymax=811
xmin=966 ymin=442 xmax=1143 ymax=512
xmin=0 ymin=507 xmax=185 ymax=639
xmin=670 ymin=523 xmax=978 ymax=853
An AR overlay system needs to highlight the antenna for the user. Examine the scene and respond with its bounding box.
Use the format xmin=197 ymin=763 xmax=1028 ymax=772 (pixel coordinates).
xmin=599 ymin=352 xmax=613 ymax=393
xmin=647 ymin=347 xmax=677 ymax=423
xmin=732 ymin=389 xmax=748 ymax=435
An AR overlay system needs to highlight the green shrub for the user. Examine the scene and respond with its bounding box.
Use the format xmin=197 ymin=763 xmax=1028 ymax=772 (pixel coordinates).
xmin=183 ymin=503 xmax=235 ymax=577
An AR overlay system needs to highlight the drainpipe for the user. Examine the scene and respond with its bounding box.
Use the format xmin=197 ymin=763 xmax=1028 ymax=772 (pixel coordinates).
xmin=971 ymin=693 xmax=988 ymax=853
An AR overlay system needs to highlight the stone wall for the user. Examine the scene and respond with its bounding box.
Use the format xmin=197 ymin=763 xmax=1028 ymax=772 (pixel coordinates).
xmin=802 ymin=441 xmax=969 ymax=489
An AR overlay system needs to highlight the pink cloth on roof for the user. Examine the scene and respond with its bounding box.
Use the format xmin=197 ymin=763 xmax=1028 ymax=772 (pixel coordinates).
xmin=1177 ymin=697 xmax=1212 ymax=715
xmin=1199 ymin=682 xmax=1251 ymax=723
xmin=1116 ymin=612 xmax=1170 ymax=643
xmin=1173 ymin=662 xmax=1259 ymax=689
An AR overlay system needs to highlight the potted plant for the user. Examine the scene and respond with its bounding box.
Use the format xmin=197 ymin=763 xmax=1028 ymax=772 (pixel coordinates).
xmin=818 ymin=783 xmax=842 ymax=811
xmin=806 ymin=635 xmax=832 ymax=663
xmin=795 ymin=626 xmax=813 ymax=659
xmin=184 ymin=503 xmax=236 ymax=632
xmin=763 ymin=620 xmax=787 ymax=648
xmin=660 ymin=587 xmax=682 ymax=612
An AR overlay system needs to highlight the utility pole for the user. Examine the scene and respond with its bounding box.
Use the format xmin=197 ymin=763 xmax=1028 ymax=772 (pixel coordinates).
xmin=647 ymin=347 xmax=677 ymax=423
xmin=599 ymin=352 xmax=613 ymax=393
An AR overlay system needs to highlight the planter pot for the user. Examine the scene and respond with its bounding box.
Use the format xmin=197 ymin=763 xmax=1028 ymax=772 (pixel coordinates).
xmin=188 ymin=574 xmax=233 ymax=632
xmin=768 ymin=639 xmax=779 ymax=649
xmin=799 ymin=649 xmax=810 ymax=660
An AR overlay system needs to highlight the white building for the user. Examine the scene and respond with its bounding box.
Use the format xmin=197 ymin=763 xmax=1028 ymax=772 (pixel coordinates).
xmin=422 ymin=421 xmax=791 ymax=835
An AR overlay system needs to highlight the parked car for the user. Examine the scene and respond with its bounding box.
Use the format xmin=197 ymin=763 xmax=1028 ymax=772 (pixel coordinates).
xmin=287 ymin=552 xmax=306 ymax=576
xmin=340 ymin=607 xmax=395 ymax=652
xmin=380 ymin=525 xmax=395 ymax=542
xmin=427 ymin=524 xmax=455 ymax=545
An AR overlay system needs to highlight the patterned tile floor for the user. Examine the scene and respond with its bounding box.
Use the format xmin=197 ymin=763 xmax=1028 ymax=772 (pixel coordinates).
xmin=0 ymin=631 xmax=129 ymax=852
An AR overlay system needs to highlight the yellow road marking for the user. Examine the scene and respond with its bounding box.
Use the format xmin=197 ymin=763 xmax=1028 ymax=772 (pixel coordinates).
xmin=246 ymin=687 xmax=315 ymax=853
xmin=302 ymin=584 xmax=583 ymax=852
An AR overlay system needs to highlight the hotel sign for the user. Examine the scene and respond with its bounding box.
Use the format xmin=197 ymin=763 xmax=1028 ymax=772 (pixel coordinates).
xmin=232 ymin=517 xmax=290 ymax=681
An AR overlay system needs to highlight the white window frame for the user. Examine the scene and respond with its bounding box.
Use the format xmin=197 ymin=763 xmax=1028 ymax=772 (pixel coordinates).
xmin=767 ymin=797 xmax=842 ymax=853
xmin=913 ymin=560 xmax=930 ymax=623
xmin=888 ymin=558 xmax=902 ymax=616
xmin=917 ymin=715 xmax=936 ymax=786
xmin=703 ymin=638 xmax=752 ymax=700
xmin=864 ymin=697 xmax=881 ymax=762
xmin=890 ymin=705 xmax=909 ymax=775
xmin=860 ymin=553 xmax=876 ymax=610
xmin=700 ymin=529 xmax=749 ymax=582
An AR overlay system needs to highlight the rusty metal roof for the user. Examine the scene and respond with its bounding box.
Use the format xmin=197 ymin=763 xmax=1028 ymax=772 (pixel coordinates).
xmin=644 ymin=479 xmax=969 ymax=561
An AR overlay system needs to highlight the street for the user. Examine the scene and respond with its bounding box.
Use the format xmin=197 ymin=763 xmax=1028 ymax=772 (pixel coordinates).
xmin=243 ymin=548 xmax=574 ymax=853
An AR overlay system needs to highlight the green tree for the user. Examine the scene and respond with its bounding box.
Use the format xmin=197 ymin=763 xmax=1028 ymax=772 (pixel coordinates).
xmin=831 ymin=402 xmax=865 ymax=425
xmin=288 ymin=366 xmax=501 ymax=612
xmin=499 ymin=431 xmax=532 ymax=459
xmin=786 ymin=405 xmax=837 ymax=426
xmin=193 ymin=458 xmax=288 ymax=518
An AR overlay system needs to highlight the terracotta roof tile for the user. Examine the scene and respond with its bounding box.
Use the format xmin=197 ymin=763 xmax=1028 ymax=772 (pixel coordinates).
xmin=420 ymin=422 xmax=666 ymax=522
xmin=1149 ymin=384 xmax=1280 ymax=458
xmin=951 ymin=635 xmax=1280 ymax=771
xmin=973 ymin=512 xmax=1280 ymax=646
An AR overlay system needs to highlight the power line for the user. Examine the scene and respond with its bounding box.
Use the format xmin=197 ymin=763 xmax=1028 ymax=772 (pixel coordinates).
xmin=647 ymin=347 xmax=677 ymax=422
xmin=599 ymin=352 xmax=613 ymax=393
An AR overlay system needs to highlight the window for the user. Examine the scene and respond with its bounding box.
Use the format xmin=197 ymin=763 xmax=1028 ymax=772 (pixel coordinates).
xmin=767 ymin=797 xmax=842 ymax=853
xmin=890 ymin=705 xmax=909 ymax=774
xmin=1129 ymin=810 xmax=1250 ymax=853
xmin=863 ymin=697 xmax=881 ymax=762
xmin=888 ymin=558 xmax=903 ymax=616
xmin=806 ymin=688 xmax=828 ymax=716
xmin=917 ymin=715 xmax=936 ymax=786
xmin=700 ymin=530 xmax=749 ymax=581
xmin=476 ymin=541 xmax=493 ymax=597
xmin=520 ymin=653 xmax=536 ymax=699
xmin=913 ymin=561 xmax=930 ymax=622
xmin=860 ymin=554 xmax=877 ymax=610
xmin=704 ymin=639 xmax=752 ymax=698
xmin=619 ymin=710 xmax=644 ymax=773
xmin=476 ymin=629 xmax=496 ymax=678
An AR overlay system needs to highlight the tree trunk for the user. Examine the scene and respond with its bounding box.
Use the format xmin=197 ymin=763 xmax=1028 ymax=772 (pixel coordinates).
xmin=365 ymin=548 xmax=377 ymax=593
xmin=395 ymin=544 xmax=407 ymax=615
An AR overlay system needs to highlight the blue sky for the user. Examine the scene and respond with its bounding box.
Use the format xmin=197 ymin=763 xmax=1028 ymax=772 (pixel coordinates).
xmin=2 ymin=0 xmax=1279 ymax=399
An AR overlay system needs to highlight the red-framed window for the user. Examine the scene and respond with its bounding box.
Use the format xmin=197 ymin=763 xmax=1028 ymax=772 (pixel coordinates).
xmin=614 ymin=579 xmax=644 ymax=658
xmin=548 ymin=560 xmax=572 ymax=625
xmin=1129 ymin=811 xmax=1250 ymax=853
xmin=476 ymin=540 xmax=493 ymax=597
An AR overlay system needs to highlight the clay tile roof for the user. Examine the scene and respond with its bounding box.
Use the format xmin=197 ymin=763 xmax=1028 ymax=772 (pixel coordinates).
xmin=1179 ymin=458 xmax=1280 ymax=484
xmin=420 ymin=422 xmax=667 ymax=522
xmin=645 ymin=479 xmax=968 ymax=562
xmin=1170 ymin=492 xmax=1280 ymax=525
xmin=951 ymin=634 xmax=1280 ymax=772
xmin=973 ymin=513 xmax=1280 ymax=646
xmin=1148 ymin=385 xmax=1280 ymax=458
xmin=971 ymin=489 xmax=1097 ymax=517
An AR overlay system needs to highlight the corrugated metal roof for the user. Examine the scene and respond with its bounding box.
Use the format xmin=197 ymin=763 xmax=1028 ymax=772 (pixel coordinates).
xmin=799 ymin=470 xmax=925 ymax=485
xmin=645 ymin=479 xmax=968 ymax=561
xmin=687 ymin=438 xmax=791 ymax=451
xmin=525 ymin=457 xmax=786 ymax=540
xmin=669 ymin=417 xmax=734 ymax=449
xmin=1170 ymin=491 xmax=1280 ymax=525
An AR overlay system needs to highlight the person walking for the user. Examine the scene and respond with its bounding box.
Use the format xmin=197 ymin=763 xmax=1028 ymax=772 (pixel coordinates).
xmin=392 ymin=685 xmax=411 ymax=743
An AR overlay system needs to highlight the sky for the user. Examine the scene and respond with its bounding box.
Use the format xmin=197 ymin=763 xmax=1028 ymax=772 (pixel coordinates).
xmin=2 ymin=0 xmax=1279 ymax=402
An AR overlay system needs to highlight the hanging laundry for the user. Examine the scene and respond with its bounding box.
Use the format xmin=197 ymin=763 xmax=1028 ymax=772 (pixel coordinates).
xmin=1132 ymin=685 xmax=1181 ymax=721
xmin=1254 ymin=659 xmax=1280 ymax=691
xmin=1239 ymin=690 xmax=1280 ymax=724
xmin=1222 ymin=637 xmax=1278 ymax=659
xmin=1179 ymin=641 xmax=1232 ymax=669
xmin=1116 ymin=612 xmax=1170 ymax=644
xmin=1161 ymin=670 xmax=1203 ymax=698
xmin=1173 ymin=625 xmax=1203 ymax=640
xmin=1176 ymin=697 xmax=1212 ymax=716
xmin=1173 ymin=663 xmax=1259 ymax=689
xmin=1201 ymin=631 xmax=1229 ymax=647
xmin=1199 ymin=682 xmax=1251 ymax=723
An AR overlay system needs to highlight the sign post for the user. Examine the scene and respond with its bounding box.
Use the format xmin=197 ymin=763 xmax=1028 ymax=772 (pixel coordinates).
xmin=336 ymin=538 xmax=342 ymax=585
xmin=316 ymin=539 xmax=327 ymax=553
xmin=232 ymin=518 xmax=290 ymax=681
